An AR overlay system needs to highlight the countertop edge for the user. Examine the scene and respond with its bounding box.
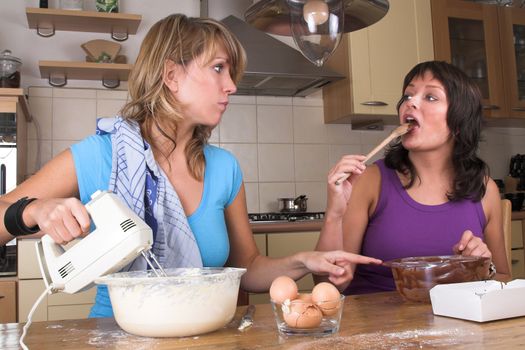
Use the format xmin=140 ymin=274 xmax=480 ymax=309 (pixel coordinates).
xmin=250 ymin=220 xmax=323 ymax=233
xmin=512 ymin=211 xmax=525 ymax=220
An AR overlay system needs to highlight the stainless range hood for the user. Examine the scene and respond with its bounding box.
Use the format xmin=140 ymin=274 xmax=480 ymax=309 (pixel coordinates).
xmin=220 ymin=16 xmax=344 ymax=97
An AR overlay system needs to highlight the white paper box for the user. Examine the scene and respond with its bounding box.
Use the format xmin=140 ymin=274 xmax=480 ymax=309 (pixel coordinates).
xmin=429 ymin=279 xmax=525 ymax=322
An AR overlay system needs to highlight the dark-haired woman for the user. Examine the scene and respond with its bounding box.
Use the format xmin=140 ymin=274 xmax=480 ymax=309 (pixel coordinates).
xmin=316 ymin=60 xmax=510 ymax=294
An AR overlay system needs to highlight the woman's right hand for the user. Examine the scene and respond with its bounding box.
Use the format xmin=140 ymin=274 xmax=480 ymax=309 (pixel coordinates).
xmin=302 ymin=250 xmax=382 ymax=287
xmin=24 ymin=198 xmax=91 ymax=244
xmin=326 ymin=155 xmax=366 ymax=219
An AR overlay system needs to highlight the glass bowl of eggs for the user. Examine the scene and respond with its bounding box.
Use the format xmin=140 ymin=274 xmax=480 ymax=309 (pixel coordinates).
xmin=269 ymin=276 xmax=344 ymax=336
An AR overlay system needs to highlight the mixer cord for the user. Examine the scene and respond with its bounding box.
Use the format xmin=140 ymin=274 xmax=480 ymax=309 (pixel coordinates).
xmin=19 ymin=284 xmax=56 ymax=350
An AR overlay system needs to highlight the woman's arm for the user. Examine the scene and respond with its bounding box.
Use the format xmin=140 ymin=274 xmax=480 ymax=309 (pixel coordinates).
xmin=224 ymin=184 xmax=381 ymax=292
xmin=337 ymin=165 xmax=381 ymax=290
xmin=0 ymin=149 xmax=87 ymax=245
xmin=316 ymin=155 xmax=366 ymax=252
xmin=481 ymin=178 xmax=511 ymax=281
xmin=452 ymin=178 xmax=511 ymax=281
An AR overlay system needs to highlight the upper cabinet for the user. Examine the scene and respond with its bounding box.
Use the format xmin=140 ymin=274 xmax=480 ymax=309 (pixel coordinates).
xmin=431 ymin=0 xmax=525 ymax=122
xmin=499 ymin=6 xmax=525 ymax=118
xmin=322 ymin=0 xmax=434 ymax=125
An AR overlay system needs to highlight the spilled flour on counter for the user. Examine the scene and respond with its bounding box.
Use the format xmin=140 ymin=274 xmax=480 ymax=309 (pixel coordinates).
xmin=84 ymin=329 xmax=206 ymax=349
xmin=46 ymin=325 xmax=64 ymax=329
xmin=86 ymin=329 xmax=160 ymax=349
xmin=44 ymin=323 xmax=208 ymax=350
xmin=288 ymin=328 xmax=476 ymax=350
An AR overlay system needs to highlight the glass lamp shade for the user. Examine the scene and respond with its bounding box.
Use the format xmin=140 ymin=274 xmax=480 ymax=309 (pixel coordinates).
xmin=245 ymin=0 xmax=389 ymax=67
xmin=288 ymin=0 xmax=343 ymax=66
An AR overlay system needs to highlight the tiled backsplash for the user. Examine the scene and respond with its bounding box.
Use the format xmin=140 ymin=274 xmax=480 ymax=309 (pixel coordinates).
xmin=26 ymin=87 xmax=525 ymax=213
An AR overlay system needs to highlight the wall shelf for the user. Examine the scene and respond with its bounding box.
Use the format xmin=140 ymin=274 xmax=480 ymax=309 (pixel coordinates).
xmin=26 ymin=7 xmax=141 ymax=41
xmin=39 ymin=61 xmax=133 ymax=88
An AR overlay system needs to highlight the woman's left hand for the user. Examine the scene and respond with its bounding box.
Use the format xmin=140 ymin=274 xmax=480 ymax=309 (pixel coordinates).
xmin=452 ymin=230 xmax=492 ymax=258
xmin=302 ymin=250 xmax=382 ymax=286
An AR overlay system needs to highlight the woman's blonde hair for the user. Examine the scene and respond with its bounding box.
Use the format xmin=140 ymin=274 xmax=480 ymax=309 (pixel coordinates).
xmin=120 ymin=14 xmax=246 ymax=180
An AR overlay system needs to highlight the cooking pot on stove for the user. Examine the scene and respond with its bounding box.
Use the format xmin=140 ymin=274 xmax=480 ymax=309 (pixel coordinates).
xmin=0 ymin=50 xmax=22 ymax=88
xmin=278 ymin=195 xmax=308 ymax=212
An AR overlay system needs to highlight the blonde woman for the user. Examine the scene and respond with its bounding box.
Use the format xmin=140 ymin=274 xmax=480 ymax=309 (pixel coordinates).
xmin=0 ymin=14 xmax=380 ymax=317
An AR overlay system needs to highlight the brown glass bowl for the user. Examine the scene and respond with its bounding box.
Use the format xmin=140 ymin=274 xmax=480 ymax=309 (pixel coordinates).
xmin=384 ymin=255 xmax=490 ymax=303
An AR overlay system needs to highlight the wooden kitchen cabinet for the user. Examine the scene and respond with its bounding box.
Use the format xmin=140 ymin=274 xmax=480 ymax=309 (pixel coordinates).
xmin=431 ymin=0 xmax=525 ymax=122
xmin=511 ymin=220 xmax=525 ymax=278
xmin=323 ymin=0 xmax=434 ymax=125
xmin=17 ymin=239 xmax=96 ymax=322
xmin=25 ymin=7 xmax=141 ymax=88
xmin=499 ymin=6 xmax=525 ymax=118
xmin=0 ymin=280 xmax=17 ymax=323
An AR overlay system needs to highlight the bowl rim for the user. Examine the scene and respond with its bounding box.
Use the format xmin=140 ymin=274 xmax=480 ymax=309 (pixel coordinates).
xmin=94 ymin=267 xmax=247 ymax=286
xmin=383 ymin=255 xmax=490 ymax=268
xmin=270 ymin=293 xmax=346 ymax=305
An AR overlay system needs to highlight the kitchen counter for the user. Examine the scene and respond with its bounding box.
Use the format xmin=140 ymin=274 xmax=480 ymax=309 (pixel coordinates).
xmin=3 ymin=291 xmax=525 ymax=349
xmin=250 ymin=219 xmax=323 ymax=233
xmin=512 ymin=211 xmax=525 ymax=220
xmin=249 ymin=211 xmax=525 ymax=233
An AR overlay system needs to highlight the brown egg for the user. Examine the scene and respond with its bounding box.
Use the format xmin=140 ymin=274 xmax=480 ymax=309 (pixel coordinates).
xmin=295 ymin=293 xmax=313 ymax=303
xmin=269 ymin=276 xmax=298 ymax=304
xmin=282 ymin=300 xmax=323 ymax=328
xmin=311 ymin=282 xmax=341 ymax=316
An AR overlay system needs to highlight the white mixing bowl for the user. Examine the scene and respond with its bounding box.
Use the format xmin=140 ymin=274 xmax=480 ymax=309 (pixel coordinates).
xmin=95 ymin=267 xmax=246 ymax=337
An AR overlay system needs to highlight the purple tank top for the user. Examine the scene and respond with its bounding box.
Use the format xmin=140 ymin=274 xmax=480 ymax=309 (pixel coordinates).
xmin=343 ymin=159 xmax=486 ymax=295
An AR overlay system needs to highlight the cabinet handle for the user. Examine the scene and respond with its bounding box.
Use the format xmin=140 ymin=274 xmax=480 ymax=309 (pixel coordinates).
xmin=482 ymin=105 xmax=500 ymax=110
xmin=0 ymin=295 xmax=4 ymax=299
xmin=512 ymin=259 xmax=519 ymax=264
xmin=361 ymin=101 xmax=388 ymax=106
xmin=512 ymin=107 xmax=525 ymax=111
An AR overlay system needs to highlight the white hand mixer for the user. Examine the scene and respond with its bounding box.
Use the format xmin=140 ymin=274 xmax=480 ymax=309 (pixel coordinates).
xmin=21 ymin=190 xmax=167 ymax=349
xmin=36 ymin=190 xmax=167 ymax=293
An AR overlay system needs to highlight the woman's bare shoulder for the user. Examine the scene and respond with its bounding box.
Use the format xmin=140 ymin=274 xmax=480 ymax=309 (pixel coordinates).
xmin=349 ymin=163 xmax=381 ymax=211
xmin=481 ymin=177 xmax=502 ymax=219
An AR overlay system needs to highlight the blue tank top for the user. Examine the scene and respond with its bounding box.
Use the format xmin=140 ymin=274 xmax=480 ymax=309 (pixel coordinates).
xmin=344 ymin=159 xmax=486 ymax=295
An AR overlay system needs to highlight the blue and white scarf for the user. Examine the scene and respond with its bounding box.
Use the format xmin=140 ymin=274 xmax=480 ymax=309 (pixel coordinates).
xmin=96 ymin=117 xmax=203 ymax=270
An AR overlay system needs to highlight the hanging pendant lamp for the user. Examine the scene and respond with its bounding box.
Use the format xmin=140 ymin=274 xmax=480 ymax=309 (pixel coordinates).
xmin=245 ymin=0 xmax=389 ymax=67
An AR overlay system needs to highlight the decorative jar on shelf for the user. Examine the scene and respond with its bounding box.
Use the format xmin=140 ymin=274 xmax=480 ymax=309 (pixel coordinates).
xmin=0 ymin=50 xmax=22 ymax=88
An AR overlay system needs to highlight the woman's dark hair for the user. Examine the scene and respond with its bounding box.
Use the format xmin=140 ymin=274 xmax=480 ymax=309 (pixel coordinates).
xmin=384 ymin=60 xmax=488 ymax=201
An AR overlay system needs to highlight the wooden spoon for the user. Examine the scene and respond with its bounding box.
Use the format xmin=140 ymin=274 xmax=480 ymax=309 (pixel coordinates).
xmin=334 ymin=122 xmax=414 ymax=185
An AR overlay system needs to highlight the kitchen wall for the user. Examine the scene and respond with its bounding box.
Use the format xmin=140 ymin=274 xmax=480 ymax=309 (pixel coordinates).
xmin=25 ymin=86 xmax=525 ymax=214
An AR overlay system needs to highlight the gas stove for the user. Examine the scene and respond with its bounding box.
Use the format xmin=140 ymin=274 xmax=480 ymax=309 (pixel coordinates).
xmin=248 ymin=212 xmax=324 ymax=223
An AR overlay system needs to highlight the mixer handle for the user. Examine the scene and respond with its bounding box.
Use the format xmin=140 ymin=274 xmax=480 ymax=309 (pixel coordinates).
xmin=41 ymin=234 xmax=67 ymax=257
xmin=36 ymin=235 xmax=67 ymax=293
